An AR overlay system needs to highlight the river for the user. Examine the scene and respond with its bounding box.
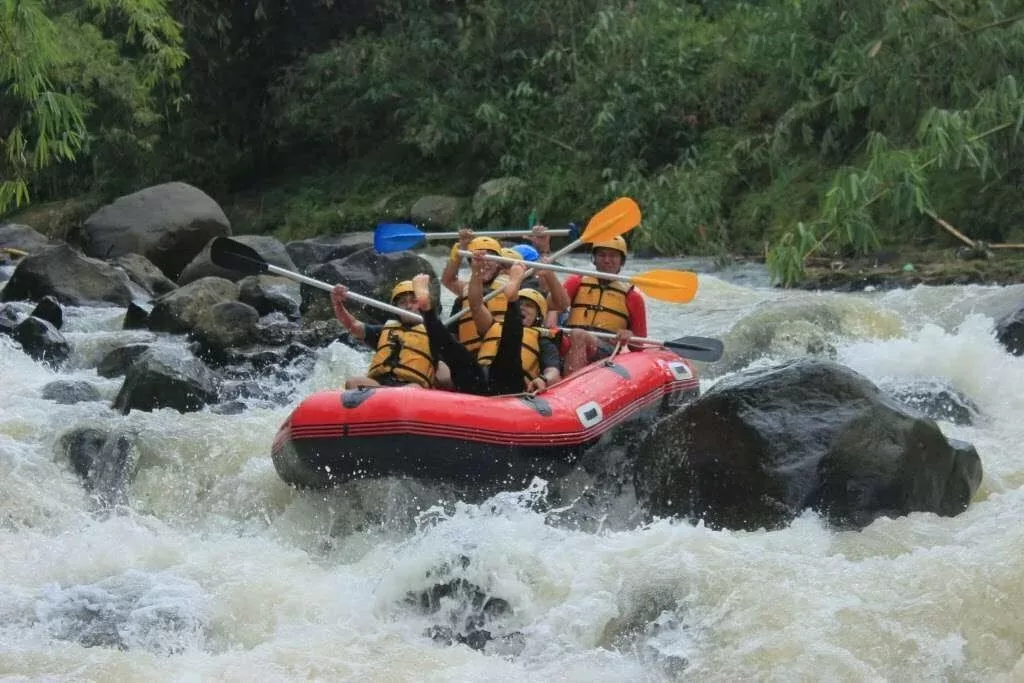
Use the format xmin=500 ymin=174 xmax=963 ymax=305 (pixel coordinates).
xmin=1 ymin=254 xmax=1022 ymax=681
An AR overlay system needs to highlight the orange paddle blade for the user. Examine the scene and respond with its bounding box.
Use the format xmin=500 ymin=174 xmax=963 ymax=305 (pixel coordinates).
xmin=580 ymin=197 xmax=642 ymax=244
xmin=630 ymin=269 xmax=700 ymax=303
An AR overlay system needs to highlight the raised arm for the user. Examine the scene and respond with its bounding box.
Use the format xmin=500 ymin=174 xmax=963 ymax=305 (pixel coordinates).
xmin=331 ymin=285 xmax=365 ymax=341
xmin=441 ymin=227 xmax=473 ymax=295
xmin=467 ymin=251 xmax=495 ymax=337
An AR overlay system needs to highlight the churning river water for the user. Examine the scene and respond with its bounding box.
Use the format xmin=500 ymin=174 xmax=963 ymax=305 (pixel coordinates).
xmin=1 ymin=254 xmax=1022 ymax=681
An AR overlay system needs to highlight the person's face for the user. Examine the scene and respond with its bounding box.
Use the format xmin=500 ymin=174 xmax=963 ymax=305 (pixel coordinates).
xmin=480 ymin=254 xmax=501 ymax=281
xmin=592 ymin=247 xmax=624 ymax=274
xmin=394 ymin=292 xmax=418 ymax=312
xmin=520 ymin=300 xmax=540 ymax=327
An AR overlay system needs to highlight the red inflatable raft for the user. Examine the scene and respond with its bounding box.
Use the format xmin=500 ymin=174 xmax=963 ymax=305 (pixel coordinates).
xmin=271 ymin=348 xmax=700 ymax=489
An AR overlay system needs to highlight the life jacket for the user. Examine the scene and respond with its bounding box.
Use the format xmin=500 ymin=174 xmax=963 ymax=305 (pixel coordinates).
xmin=567 ymin=276 xmax=632 ymax=332
xmin=477 ymin=324 xmax=542 ymax=388
xmin=367 ymin=321 xmax=435 ymax=388
xmin=454 ymin=280 xmax=507 ymax=353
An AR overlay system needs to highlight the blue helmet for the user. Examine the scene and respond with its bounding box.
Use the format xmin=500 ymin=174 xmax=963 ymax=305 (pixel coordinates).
xmin=512 ymin=244 xmax=540 ymax=262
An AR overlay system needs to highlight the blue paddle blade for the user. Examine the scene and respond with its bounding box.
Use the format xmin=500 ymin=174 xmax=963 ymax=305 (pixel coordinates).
xmin=512 ymin=244 xmax=540 ymax=261
xmin=374 ymin=223 xmax=427 ymax=253
xmin=568 ymin=223 xmax=581 ymax=242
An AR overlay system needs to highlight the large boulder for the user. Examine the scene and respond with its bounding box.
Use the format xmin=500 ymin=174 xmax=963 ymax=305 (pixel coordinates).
xmin=112 ymin=347 xmax=220 ymax=414
xmin=634 ymin=359 xmax=983 ymax=531
xmin=238 ymin=275 xmax=300 ymax=319
xmin=41 ymin=380 xmax=102 ymax=405
xmin=0 ymin=244 xmax=134 ymax=306
xmin=79 ymin=182 xmax=230 ymax=280
xmin=410 ymin=195 xmax=463 ymax=228
xmin=285 ymin=233 xmax=374 ymax=272
xmin=147 ymin=277 xmax=238 ymax=334
xmin=301 ymin=247 xmax=439 ymax=323
xmin=177 ymin=235 xmax=294 ymax=286
xmin=189 ymin=300 xmax=260 ymax=354
xmin=472 ymin=177 xmax=526 ymax=222
xmin=0 ymin=223 xmax=59 ymax=253
xmin=112 ymin=253 xmax=178 ymax=297
xmin=13 ymin=316 xmax=70 ymax=366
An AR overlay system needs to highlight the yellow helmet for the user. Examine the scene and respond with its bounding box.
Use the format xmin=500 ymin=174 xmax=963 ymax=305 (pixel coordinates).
xmin=468 ymin=236 xmax=502 ymax=254
xmin=591 ymin=236 xmax=628 ymax=258
xmin=390 ymin=280 xmax=415 ymax=303
xmin=518 ymin=288 xmax=548 ymax=321
xmin=499 ymin=247 xmax=523 ymax=261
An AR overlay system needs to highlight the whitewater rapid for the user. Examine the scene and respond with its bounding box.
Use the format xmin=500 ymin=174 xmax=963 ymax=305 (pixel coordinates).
xmin=1 ymin=257 xmax=1022 ymax=681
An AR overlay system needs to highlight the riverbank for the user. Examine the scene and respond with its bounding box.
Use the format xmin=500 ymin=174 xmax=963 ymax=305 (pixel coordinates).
xmin=793 ymin=247 xmax=1024 ymax=292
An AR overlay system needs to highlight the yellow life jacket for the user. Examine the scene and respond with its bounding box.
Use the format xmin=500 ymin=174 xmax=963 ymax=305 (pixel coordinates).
xmin=477 ymin=324 xmax=542 ymax=388
xmin=567 ymin=276 xmax=632 ymax=332
xmin=455 ymin=280 xmax=507 ymax=353
xmin=367 ymin=321 xmax=435 ymax=388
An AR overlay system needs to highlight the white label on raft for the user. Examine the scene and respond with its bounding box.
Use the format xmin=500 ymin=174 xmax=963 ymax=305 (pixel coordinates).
xmin=668 ymin=361 xmax=693 ymax=381
xmin=576 ymin=401 xmax=603 ymax=428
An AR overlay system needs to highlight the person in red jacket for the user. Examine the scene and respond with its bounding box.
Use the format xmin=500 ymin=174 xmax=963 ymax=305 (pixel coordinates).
xmin=555 ymin=236 xmax=648 ymax=376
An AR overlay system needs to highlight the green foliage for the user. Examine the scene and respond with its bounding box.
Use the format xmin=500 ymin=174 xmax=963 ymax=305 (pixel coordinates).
xmin=0 ymin=0 xmax=185 ymax=215
xmin=8 ymin=0 xmax=1024 ymax=290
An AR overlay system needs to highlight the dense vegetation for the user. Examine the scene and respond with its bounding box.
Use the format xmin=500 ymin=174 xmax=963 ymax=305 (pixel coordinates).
xmin=3 ymin=0 xmax=1024 ymax=284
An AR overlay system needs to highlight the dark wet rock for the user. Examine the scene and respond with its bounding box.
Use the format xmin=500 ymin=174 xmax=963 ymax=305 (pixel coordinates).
xmin=0 ymin=223 xmax=60 ymax=253
xmin=0 ymin=303 xmax=24 ymax=336
xmin=14 ymin=316 xmax=70 ymax=365
xmin=1 ymin=244 xmax=133 ymax=307
xmin=238 ymin=275 xmax=300 ymax=318
xmin=79 ymin=181 xmax=230 ymax=280
xmin=147 ymin=277 xmax=238 ymax=335
xmin=29 ymin=295 xmax=63 ymax=329
xmin=285 ymin=232 xmax=373 ymax=271
xmin=34 ymin=570 xmax=209 ymax=654
xmin=112 ymin=253 xmax=178 ymax=297
xmin=122 ymin=300 xmax=152 ymax=329
xmin=218 ymin=341 xmax=313 ymax=376
xmin=634 ymin=359 xmax=983 ymax=531
xmin=112 ymin=347 xmax=220 ymax=414
xmin=882 ymin=377 xmax=980 ymax=426
xmin=41 ymin=380 xmax=101 ymax=405
xmin=209 ymin=400 xmax=247 ymax=415
xmin=252 ymin=312 xmax=299 ymax=346
xmin=405 ymin=556 xmax=515 ymax=652
xmin=995 ymin=305 xmax=1024 ymax=356
xmin=178 ymin=234 xmax=294 ymax=286
xmin=301 ymin=248 xmax=439 ymax=323
xmin=410 ymin=195 xmax=463 ymax=227
xmin=294 ymin=318 xmax=353 ymax=348
xmin=189 ymin=300 xmax=259 ymax=353
xmin=56 ymin=426 xmax=140 ymax=508
xmin=97 ymin=344 xmax=152 ymax=378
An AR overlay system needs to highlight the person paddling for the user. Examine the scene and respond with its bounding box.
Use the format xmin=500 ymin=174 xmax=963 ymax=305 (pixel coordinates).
xmin=412 ymin=260 xmax=561 ymax=395
xmin=330 ymin=280 xmax=448 ymax=390
xmin=557 ymin=236 xmax=649 ymax=375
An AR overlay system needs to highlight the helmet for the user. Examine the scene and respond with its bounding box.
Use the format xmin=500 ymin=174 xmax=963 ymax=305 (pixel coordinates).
xmin=512 ymin=244 xmax=540 ymax=262
xmin=518 ymin=288 xmax=548 ymax=321
xmin=591 ymin=236 xmax=628 ymax=259
xmin=468 ymin=236 xmax=502 ymax=254
xmin=499 ymin=247 xmax=523 ymax=261
xmin=390 ymin=280 xmax=415 ymax=303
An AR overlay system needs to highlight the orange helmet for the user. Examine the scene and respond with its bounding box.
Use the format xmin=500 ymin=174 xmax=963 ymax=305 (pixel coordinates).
xmin=390 ymin=280 xmax=415 ymax=303
xmin=468 ymin=236 xmax=502 ymax=254
xmin=591 ymin=236 xmax=628 ymax=258
xmin=518 ymin=288 xmax=548 ymax=321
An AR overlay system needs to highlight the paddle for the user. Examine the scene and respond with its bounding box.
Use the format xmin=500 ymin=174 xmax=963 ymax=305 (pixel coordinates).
xmin=443 ymin=197 xmax=642 ymax=325
xmin=209 ymin=237 xmax=422 ymax=320
xmin=208 ymin=238 xmax=722 ymax=363
xmin=455 ymin=250 xmax=698 ymax=303
xmin=374 ymin=223 xmax=578 ymax=254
